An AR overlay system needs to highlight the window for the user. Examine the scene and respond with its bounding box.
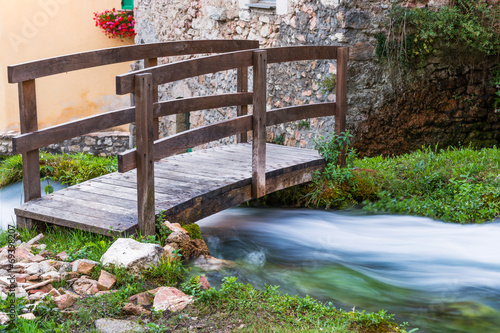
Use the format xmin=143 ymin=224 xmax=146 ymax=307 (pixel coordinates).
xmin=122 ymin=0 xmax=134 ymax=10
xmin=246 ymin=0 xmax=276 ymax=10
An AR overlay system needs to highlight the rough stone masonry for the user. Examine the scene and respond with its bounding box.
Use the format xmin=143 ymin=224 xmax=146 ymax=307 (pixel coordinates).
xmin=134 ymin=0 xmax=499 ymax=157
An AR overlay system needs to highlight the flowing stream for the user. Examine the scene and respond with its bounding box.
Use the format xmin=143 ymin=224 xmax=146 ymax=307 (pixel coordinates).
xmin=197 ymin=208 xmax=500 ymax=333
xmin=0 ymin=181 xmax=65 ymax=231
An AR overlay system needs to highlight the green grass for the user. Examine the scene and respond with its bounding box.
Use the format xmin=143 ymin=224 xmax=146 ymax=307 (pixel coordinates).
xmin=0 ymin=152 xmax=117 ymax=189
xmin=356 ymin=145 xmax=500 ymax=223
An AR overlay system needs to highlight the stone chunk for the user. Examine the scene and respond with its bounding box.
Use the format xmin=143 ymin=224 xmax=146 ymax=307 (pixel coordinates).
xmin=27 ymin=233 xmax=44 ymax=245
xmin=129 ymin=291 xmax=155 ymax=306
xmin=162 ymin=221 xmax=189 ymax=234
xmin=191 ymin=255 xmax=234 ymax=271
xmin=72 ymin=259 xmax=99 ymax=274
xmin=72 ymin=276 xmax=99 ymax=295
xmin=199 ymin=275 xmax=211 ymax=290
xmin=162 ymin=244 xmax=180 ymax=261
xmin=97 ymin=270 xmax=116 ymax=291
xmin=0 ymin=312 xmax=9 ymax=325
xmin=18 ymin=313 xmax=36 ymax=320
xmin=153 ymin=287 xmax=193 ymax=312
xmin=54 ymin=293 xmax=75 ymax=310
xmin=94 ymin=318 xmax=143 ymax=333
xmin=123 ymin=302 xmax=151 ymax=316
xmin=56 ymin=251 xmax=69 ymax=261
xmin=100 ymin=238 xmax=163 ymax=277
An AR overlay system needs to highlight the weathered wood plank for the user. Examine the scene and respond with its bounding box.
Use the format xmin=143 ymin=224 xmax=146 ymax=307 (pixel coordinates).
xmin=134 ymin=73 xmax=155 ymax=236
xmin=266 ymin=46 xmax=338 ymax=64
xmin=15 ymin=204 xmax=135 ymax=235
xmin=145 ymin=58 xmax=160 ymax=140
xmin=118 ymin=115 xmax=253 ymax=172
xmin=155 ymin=93 xmax=253 ymax=118
xmin=117 ymin=50 xmax=255 ymax=95
xmin=13 ymin=106 xmax=135 ymax=154
xmin=237 ymin=67 xmax=249 ymax=143
xmin=252 ymin=50 xmax=267 ymax=198
xmin=335 ymin=47 xmax=349 ymax=167
xmin=18 ymin=80 xmax=41 ymax=202
xmin=54 ymin=187 xmax=138 ymax=210
xmin=12 ymin=93 xmax=253 ymax=153
xmin=9 ymin=40 xmax=259 ymax=83
xmin=266 ymin=103 xmax=336 ymax=127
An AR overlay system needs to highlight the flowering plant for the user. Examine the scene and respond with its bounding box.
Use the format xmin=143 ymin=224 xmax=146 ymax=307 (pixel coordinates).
xmin=93 ymin=8 xmax=135 ymax=39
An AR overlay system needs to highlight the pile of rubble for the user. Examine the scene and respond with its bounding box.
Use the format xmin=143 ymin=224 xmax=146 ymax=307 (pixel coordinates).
xmin=0 ymin=221 xmax=232 ymax=330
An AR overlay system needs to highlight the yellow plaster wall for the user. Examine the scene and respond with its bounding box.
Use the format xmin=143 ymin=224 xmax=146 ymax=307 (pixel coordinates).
xmin=0 ymin=0 xmax=134 ymax=133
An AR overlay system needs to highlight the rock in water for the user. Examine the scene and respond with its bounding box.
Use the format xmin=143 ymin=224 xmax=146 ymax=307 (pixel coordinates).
xmin=100 ymin=238 xmax=163 ymax=276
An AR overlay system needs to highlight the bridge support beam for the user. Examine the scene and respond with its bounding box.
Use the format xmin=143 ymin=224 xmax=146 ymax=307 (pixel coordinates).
xmin=335 ymin=47 xmax=349 ymax=167
xmin=252 ymin=50 xmax=267 ymax=198
xmin=135 ymin=73 xmax=156 ymax=236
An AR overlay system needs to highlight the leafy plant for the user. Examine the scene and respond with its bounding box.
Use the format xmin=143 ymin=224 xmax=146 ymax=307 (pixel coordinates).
xmin=297 ymin=119 xmax=310 ymax=130
xmin=145 ymin=251 xmax=186 ymax=285
xmin=319 ymin=73 xmax=337 ymax=93
xmin=181 ymin=275 xmax=202 ymax=297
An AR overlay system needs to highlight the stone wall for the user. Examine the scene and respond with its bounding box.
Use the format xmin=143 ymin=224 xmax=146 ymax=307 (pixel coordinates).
xmin=134 ymin=0 xmax=499 ymax=156
xmin=0 ymin=132 xmax=130 ymax=157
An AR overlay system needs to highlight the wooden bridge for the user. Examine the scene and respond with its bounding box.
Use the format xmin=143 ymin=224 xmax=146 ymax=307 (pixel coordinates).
xmin=8 ymin=40 xmax=348 ymax=236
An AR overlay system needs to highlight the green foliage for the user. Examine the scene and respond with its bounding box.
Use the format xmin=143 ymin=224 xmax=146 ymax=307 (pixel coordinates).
xmin=42 ymin=225 xmax=112 ymax=262
xmin=155 ymin=210 xmax=173 ymax=246
xmin=194 ymin=276 xmax=404 ymax=332
xmin=297 ymin=119 xmax=311 ymax=130
xmin=306 ymin=132 xmax=367 ymax=209
xmin=357 ymin=145 xmax=500 ymax=223
xmin=183 ymin=223 xmax=202 ymax=240
xmin=378 ymin=1 xmax=500 ymax=68
xmin=0 ymin=152 xmax=117 ymax=190
xmin=319 ymin=73 xmax=337 ymax=93
xmin=181 ymin=275 xmax=203 ymax=297
xmin=269 ymin=134 xmax=285 ymax=145
xmin=491 ymin=65 xmax=500 ymax=112
xmin=145 ymin=251 xmax=186 ymax=286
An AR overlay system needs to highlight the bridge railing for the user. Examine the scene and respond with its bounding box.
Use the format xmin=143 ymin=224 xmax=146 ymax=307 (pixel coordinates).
xmin=8 ymin=40 xmax=259 ymax=207
xmin=115 ymin=45 xmax=349 ymax=235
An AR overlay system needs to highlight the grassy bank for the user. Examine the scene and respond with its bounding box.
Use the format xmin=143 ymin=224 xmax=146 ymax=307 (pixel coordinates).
xmin=261 ymin=134 xmax=500 ymax=224
xmin=0 ymin=223 xmax=410 ymax=332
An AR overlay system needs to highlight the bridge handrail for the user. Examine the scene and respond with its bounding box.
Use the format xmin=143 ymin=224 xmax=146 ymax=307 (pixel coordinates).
xmin=121 ymin=46 xmax=348 ymax=236
xmin=116 ymin=46 xmax=342 ymax=95
xmin=9 ymin=40 xmax=258 ymax=204
xmin=7 ymin=40 xmax=258 ymax=82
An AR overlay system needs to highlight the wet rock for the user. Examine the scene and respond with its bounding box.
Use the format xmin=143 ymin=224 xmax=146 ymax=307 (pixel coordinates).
xmin=191 ymin=255 xmax=234 ymax=271
xmin=94 ymin=318 xmax=143 ymax=333
xmin=100 ymin=238 xmax=163 ymax=277
xmin=153 ymin=287 xmax=193 ymax=312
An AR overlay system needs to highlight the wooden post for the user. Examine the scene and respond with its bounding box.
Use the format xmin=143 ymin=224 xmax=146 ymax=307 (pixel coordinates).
xmin=335 ymin=47 xmax=349 ymax=167
xmin=144 ymin=58 xmax=160 ymax=140
xmin=135 ymin=73 xmax=155 ymax=236
xmin=237 ymin=67 xmax=248 ymax=143
xmin=18 ymin=80 xmax=41 ymax=203
xmin=252 ymin=50 xmax=267 ymax=198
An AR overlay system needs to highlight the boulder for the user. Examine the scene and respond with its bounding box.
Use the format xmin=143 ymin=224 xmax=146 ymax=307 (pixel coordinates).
xmin=166 ymin=231 xmax=190 ymax=244
xmin=199 ymin=275 xmax=211 ymax=290
xmin=153 ymin=287 xmax=193 ymax=312
xmin=97 ymin=270 xmax=116 ymax=291
xmin=167 ymin=234 xmax=210 ymax=259
xmin=191 ymin=255 xmax=234 ymax=271
xmin=100 ymin=238 xmax=163 ymax=276
xmin=94 ymin=318 xmax=143 ymax=333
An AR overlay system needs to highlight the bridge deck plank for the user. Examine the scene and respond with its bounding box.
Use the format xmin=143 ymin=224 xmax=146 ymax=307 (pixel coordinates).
xmin=15 ymin=143 xmax=325 ymax=235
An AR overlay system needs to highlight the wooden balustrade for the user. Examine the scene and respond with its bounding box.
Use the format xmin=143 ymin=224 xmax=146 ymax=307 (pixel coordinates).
xmin=9 ymin=42 xmax=348 ymax=236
